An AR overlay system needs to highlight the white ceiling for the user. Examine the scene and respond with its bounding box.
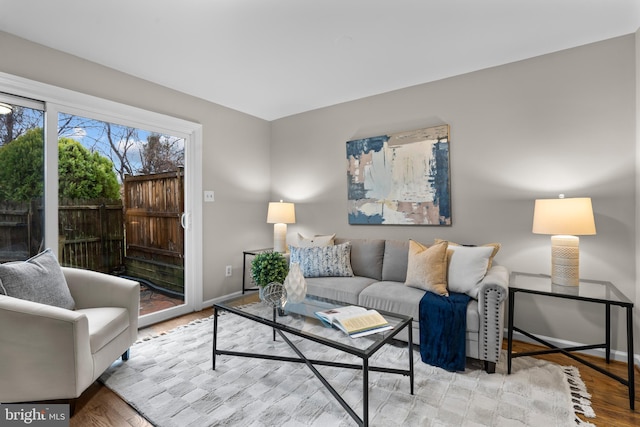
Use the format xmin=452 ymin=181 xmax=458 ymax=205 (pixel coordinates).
xmin=1 ymin=0 xmax=638 ymax=121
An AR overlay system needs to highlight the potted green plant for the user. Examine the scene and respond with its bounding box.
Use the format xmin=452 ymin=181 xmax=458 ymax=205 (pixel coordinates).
xmin=250 ymin=251 xmax=289 ymax=294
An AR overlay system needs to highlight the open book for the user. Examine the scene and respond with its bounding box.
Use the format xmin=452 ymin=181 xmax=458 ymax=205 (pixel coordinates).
xmin=315 ymin=305 xmax=393 ymax=338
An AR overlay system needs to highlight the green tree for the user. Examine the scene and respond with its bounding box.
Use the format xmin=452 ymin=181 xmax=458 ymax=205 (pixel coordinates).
xmin=58 ymin=137 xmax=120 ymax=200
xmin=0 ymin=128 xmax=45 ymax=200
xmin=0 ymin=127 xmax=121 ymax=201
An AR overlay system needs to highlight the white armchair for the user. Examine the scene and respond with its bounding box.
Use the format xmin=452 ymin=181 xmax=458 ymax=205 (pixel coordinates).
xmin=0 ymin=267 xmax=139 ymax=406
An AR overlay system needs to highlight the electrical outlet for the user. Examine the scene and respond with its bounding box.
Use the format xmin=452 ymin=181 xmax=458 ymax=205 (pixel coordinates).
xmin=225 ymin=265 xmax=232 ymax=277
xmin=204 ymin=191 xmax=215 ymax=202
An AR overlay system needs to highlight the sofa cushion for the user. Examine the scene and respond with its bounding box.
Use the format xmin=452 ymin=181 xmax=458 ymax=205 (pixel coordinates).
xmin=305 ymin=276 xmax=377 ymax=305
xmin=289 ymin=242 xmax=354 ymax=277
xmin=359 ymin=282 xmax=480 ymax=333
xmin=466 ymin=299 xmax=479 ymax=333
xmin=295 ymin=233 xmax=335 ymax=247
xmin=0 ymin=249 xmax=75 ymax=310
xmin=359 ymin=281 xmax=425 ymax=322
xmin=445 ymin=245 xmax=496 ymax=294
xmin=404 ymin=240 xmax=448 ymax=296
xmin=335 ymin=238 xmax=385 ymax=280
xmin=381 ymin=239 xmax=409 ymax=282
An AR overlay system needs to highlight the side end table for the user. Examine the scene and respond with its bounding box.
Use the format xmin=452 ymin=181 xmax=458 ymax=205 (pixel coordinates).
xmin=507 ymin=271 xmax=635 ymax=410
xmin=242 ymin=248 xmax=273 ymax=294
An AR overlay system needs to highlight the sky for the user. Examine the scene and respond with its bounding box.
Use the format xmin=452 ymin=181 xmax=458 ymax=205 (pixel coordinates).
xmin=6 ymin=104 xmax=185 ymax=182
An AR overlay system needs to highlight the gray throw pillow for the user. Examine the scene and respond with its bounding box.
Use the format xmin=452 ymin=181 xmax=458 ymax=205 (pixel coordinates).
xmin=335 ymin=238 xmax=385 ymax=279
xmin=0 ymin=249 xmax=75 ymax=310
xmin=289 ymin=242 xmax=354 ymax=278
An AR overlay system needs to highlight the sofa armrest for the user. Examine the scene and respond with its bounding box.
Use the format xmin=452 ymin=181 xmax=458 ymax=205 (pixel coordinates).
xmin=477 ymin=265 xmax=509 ymax=311
xmin=476 ymin=265 xmax=509 ymax=364
xmin=0 ymin=295 xmax=93 ymax=402
xmin=62 ymin=267 xmax=140 ymax=341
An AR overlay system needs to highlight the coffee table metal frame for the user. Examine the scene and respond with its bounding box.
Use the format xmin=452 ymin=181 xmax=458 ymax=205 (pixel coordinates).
xmin=212 ymin=294 xmax=414 ymax=427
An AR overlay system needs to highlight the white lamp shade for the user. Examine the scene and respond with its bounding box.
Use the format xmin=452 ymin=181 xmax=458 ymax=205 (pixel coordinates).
xmin=532 ymin=197 xmax=596 ymax=236
xmin=267 ymin=201 xmax=296 ymax=224
xmin=0 ymin=103 xmax=12 ymax=115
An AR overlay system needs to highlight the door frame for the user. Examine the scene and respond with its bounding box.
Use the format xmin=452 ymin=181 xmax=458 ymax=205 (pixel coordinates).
xmin=0 ymin=72 xmax=204 ymax=326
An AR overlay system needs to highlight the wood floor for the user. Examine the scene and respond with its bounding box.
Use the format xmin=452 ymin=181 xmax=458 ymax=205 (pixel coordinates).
xmin=70 ymin=308 xmax=639 ymax=427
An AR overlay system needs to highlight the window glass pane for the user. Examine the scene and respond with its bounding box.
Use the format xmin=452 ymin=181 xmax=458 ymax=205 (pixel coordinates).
xmin=57 ymin=113 xmax=186 ymax=315
xmin=0 ymin=103 xmax=45 ymax=261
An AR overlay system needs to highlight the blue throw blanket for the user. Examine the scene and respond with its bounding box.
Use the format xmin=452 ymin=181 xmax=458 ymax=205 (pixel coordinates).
xmin=419 ymin=291 xmax=471 ymax=372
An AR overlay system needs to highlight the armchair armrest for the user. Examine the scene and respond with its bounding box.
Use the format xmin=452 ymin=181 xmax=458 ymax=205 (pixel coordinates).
xmin=0 ymin=295 xmax=93 ymax=402
xmin=62 ymin=267 xmax=140 ymax=342
xmin=62 ymin=267 xmax=139 ymax=308
xmin=476 ymin=265 xmax=509 ymax=365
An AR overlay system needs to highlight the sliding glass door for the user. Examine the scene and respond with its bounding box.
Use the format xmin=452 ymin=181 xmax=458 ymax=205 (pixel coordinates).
xmin=0 ymin=75 xmax=203 ymax=327
xmin=57 ymin=112 xmax=187 ymax=317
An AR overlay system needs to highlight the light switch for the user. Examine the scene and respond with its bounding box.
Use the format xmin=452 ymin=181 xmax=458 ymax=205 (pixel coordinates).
xmin=204 ymin=191 xmax=215 ymax=202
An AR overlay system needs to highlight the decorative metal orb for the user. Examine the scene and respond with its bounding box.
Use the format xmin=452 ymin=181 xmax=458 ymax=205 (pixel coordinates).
xmin=262 ymin=282 xmax=287 ymax=308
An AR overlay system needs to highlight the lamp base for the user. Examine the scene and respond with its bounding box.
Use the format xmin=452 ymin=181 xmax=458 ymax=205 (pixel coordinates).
xmin=550 ymin=235 xmax=580 ymax=286
xmin=273 ymin=223 xmax=288 ymax=253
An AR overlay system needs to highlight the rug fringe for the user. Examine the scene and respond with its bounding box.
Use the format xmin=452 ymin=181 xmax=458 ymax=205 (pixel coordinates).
xmin=562 ymin=366 xmax=596 ymax=426
xmin=135 ymin=315 xmax=216 ymax=343
xmin=135 ymin=303 xmax=260 ymax=343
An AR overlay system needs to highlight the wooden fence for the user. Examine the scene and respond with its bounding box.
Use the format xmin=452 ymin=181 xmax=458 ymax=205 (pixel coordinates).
xmin=58 ymin=199 xmax=125 ymax=273
xmin=0 ymin=198 xmax=124 ymax=273
xmin=123 ymin=169 xmax=184 ymax=295
xmin=0 ymin=199 xmax=42 ymax=262
xmin=0 ymin=170 xmax=185 ymax=295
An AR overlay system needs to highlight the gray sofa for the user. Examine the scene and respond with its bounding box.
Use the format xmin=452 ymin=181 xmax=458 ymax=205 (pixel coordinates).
xmin=302 ymin=238 xmax=509 ymax=373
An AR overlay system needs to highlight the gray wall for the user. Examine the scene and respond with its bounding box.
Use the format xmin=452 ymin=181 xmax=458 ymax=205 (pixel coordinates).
xmin=271 ymin=35 xmax=637 ymax=355
xmin=1 ymin=29 xmax=637 ymax=357
xmin=636 ymin=28 xmax=640 ymax=361
xmin=0 ymin=31 xmax=272 ymax=301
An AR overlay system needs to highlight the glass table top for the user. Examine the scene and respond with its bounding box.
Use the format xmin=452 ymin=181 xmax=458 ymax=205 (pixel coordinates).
xmin=509 ymin=272 xmax=633 ymax=307
xmin=214 ymin=292 xmax=412 ymax=356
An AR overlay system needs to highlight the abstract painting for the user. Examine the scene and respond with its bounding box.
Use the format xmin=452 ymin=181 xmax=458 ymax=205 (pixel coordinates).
xmin=346 ymin=125 xmax=450 ymax=225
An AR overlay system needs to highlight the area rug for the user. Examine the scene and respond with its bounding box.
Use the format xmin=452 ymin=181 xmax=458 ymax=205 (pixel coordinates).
xmin=100 ymin=309 xmax=596 ymax=427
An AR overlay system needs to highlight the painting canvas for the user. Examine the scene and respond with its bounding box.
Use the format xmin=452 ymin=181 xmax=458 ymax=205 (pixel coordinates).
xmin=346 ymin=125 xmax=450 ymax=225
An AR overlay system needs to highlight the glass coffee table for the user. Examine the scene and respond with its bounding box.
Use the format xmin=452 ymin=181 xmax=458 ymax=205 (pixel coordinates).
xmin=213 ymin=293 xmax=414 ymax=427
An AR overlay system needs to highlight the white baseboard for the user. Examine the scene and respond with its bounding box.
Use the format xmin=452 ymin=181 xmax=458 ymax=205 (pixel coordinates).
xmin=509 ymin=330 xmax=640 ymax=369
xmin=203 ymin=290 xmax=246 ymax=309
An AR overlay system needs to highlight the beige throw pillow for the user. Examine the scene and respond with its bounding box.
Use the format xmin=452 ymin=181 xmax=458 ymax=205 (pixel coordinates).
xmin=404 ymin=240 xmax=449 ymax=296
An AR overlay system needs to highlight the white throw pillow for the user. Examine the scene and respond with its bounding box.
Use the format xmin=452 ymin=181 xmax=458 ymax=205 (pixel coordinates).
xmin=446 ymin=245 xmax=495 ymax=295
xmin=295 ymin=233 xmax=336 ymax=247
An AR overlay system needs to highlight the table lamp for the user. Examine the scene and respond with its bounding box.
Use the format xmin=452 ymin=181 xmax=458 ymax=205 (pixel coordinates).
xmin=532 ymin=195 xmax=596 ymax=286
xmin=267 ymin=200 xmax=296 ymax=253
